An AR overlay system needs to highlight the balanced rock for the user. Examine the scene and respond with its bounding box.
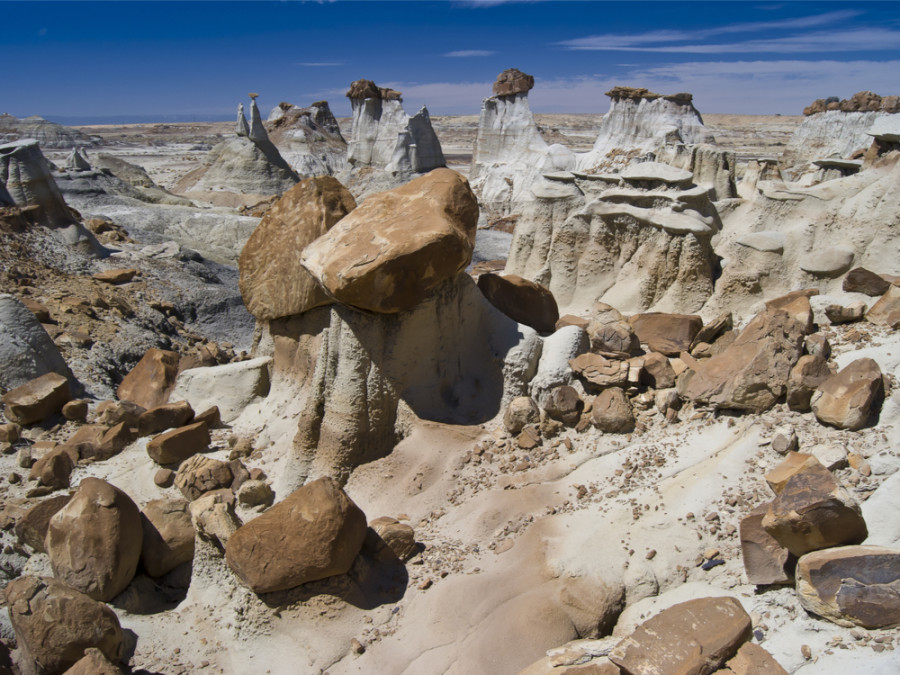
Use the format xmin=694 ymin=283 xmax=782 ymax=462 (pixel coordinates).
xmin=608 ymin=597 xmax=752 ymax=675
xmin=117 ymin=348 xmax=181 ymax=410
xmin=493 ymin=68 xmax=535 ymax=97
xmin=477 ymin=273 xmax=559 ymax=333
xmin=225 ymin=476 xmax=367 ymax=593
xmin=843 ymin=267 xmax=891 ymax=296
xmin=174 ymin=454 xmax=233 ymax=501
xmin=504 ymin=396 xmax=541 ymax=434
xmin=140 ymin=498 xmax=195 ymax=578
xmin=787 ymin=354 xmax=832 ymax=412
xmin=46 ymin=478 xmax=142 ymax=601
xmin=591 ymin=388 xmax=635 ymax=433
xmin=762 ymin=461 xmax=867 ymax=556
xmin=5 ymin=576 xmax=124 ymax=675
xmin=739 ymin=503 xmax=793 ymax=586
xmin=146 ymin=421 xmax=210 ymax=465
xmin=238 ymin=176 xmax=356 ymax=320
xmin=2 ymin=371 xmax=72 ymax=425
xmin=301 ymin=168 xmax=478 ymax=313
xmin=796 ymin=545 xmax=900 ymax=629
xmin=629 ymin=313 xmax=703 ymax=356
xmin=810 ymin=358 xmax=883 ymax=430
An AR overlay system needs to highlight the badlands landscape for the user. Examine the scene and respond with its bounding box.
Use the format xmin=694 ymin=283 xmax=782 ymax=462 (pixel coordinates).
xmin=0 ymin=70 xmax=899 ymax=675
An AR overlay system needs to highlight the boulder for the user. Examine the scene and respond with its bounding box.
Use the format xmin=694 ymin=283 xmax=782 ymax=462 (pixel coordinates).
xmin=810 ymin=358 xmax=883 ymax=430
xmin=225 ymin=476 xmax=367 ymax=593
xmin=608 ymin=597 xmax=752 ymax=675
xmin=62 ymin=648 xmax=124 ymax=675
xmin=238 ymin=176 xmax=356 ymax=320
xmin=591 ymin=388 xmax=635 ymax=433
xmin=721 ymin=643 xmax=788 ymax=675
xmin=825 ymin=302 xmax=866 ymax=324
xmin=843 ymin=267 xmax=891 ymax=296
xmin=477 ymin=274 xmax=559 ymax=333
xmin=587 ymin=313 xmax=639 ymax=358
xmin=137 ymin=400 xmax=195 ymax=436
xmin=493 ymin=68 xmax=535 ymax=97
xmin=95 ymin=399 xmax=144 ymax=427
xmin=543 ymin=385 xmax=583 ymax=426
xmin=301 ymin=169 xmax=477 ymax=313
xmin=796 ymin=545 xmax=900 ymax=629
xmin=146 ymin=421 xmax=210 ymax=465
xmin=61 ymin=398 xmax=88 ymax=422
xmin=764 ymin=452 xmax=820 ymax=494
xmin=29 ymin=446 xmax=74 ymax=489
xmin=629 ymin=313 xmax=703 ymax=356
xmin=504 ymin=396 xmax=541 ymax=434
xmin=762 ymin=462 xmax=868 ymax=556
xmin=866 ymin=284 xmax=900 ymax=328
xmin=569 ymin=354 xmax=629 ymax=389
xmin=368 ymin=516 xmax=418 ymax=562
xmin=174 ymin=455 xmax=233 ymax=501
xmin=15 ymin=494 xmax=71 ymax=553
xmin=5 ymin=576 xmax=124 ymax=675
xmin=739 ymin=503 xmax=793 ymax=586
xmin=691 ymin=311 xmax=733 ymax=349
xmin=0 ymin=294 xmax=72 ymax=392
xmin=190 ymin=491 xmax=242 ymax=550
xmin=168 ymin=357 xmax=271 ymax=424
xmin=236 ymin=479 xmax=274 ymax=507
xmin=786 ymin=354 xmax=832 ymax=411
xmin=2 ymin=371 xmax=72 ymax=425
xmin=679 ymin=307 xmax=806 ymax=412
xmin=770 ymin=426 xmax=798 ymax=455
xmin=116 ymin=348 xmax=181 ymax=410
xmin=640 ymin=352 xmax=676 ymax=389
xmin=140 ymin=498 xmax=195 ymax=578
xmin=764 ymin=290 xmax=816 ymax=334
xmin=46 ymin=477 xmax=142 ymax=601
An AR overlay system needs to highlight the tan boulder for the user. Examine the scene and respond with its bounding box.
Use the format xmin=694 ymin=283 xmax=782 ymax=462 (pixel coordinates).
xmin=95 ymin=399 xmax=144 ymax=427
xmin=29 ymin=445 xmax=74 ymax=489
xmin=140 ymin=498 xmax=195 ymax=578
xmin=46 ymin=478 xmax=142 ymax=601
xmin=239 ymin=176 xmax=357 ymax=320
xmin=190 ymin=491 xmax=242 ymax=550
xmin=762 ymin=461 xmax=867 ymax=556
xmin=608 ymin=596 xmax=752 ymax=674
xmin=61 ymin=398 xmax=89 ymax=422
xmin=629 ymin=313 xmax=702 ymax=356
xmin=811 ymin=358 xmax=884 ymax=430
xmin=225 ymin=476 xmax=367 ymax=593
xmin=765 ymin=289 xmax=817 ymax=334
xmin=640 ymin=351 xmax=675 ymax=389
xmin=63 ymin=648 xmax=124 ymax=675
xmin=543 ymin=385 xmax=583 ymax=426
xmin=236 ymin=479 xmax=274 ymax=507
xmin=368 ymin=516 xmax=418 ymax=562
xmin=5 ymin=576 xmax=124 ymax=675
xmin=477 ymin=274 xmax=559 ymax=333
xmin=587 ymin=319 xmax=638 ymax=359
xmin=175 ymin=454 xmax=233 ymax=501
xmin=137 ymin=400 xmax=195 ymax=436
xmin=0 ymin=422 xmax=21 ymax=442
xmin=865 ymin=284 xmax=900 ymax=328
xmin=679 ymin=307 xmax=806 ymax=412
xmin=117 ymin=348 xmax=180 ymax=410
xmin=92 ymin=268 xmax=137 ymax=284
xmin=721 ymin=642 xmax=788 ymax=674
xmin=825 ymin=302 xmax=866 ymax=324
xmin=569 ymin=353 xmax=628 ymax=389
xmin=591 ymin=388 xmax=634 ymax=433
xmin=739 ymin=503 xmax=793 ymax=586
xmin=764 ymin=452 xmax=820 ymax=494
xmin=146 ymin=421 xmax=210 ymax=465
xmin=2 ymin=371 xmax=72 ymax=425
xmin=300 ymin=168 xmax=478 ymax=313
xmin=786 ymin=354 xmax=832 ymax=411
xmin=15 ymin=495 xmax=71 ymax=553
xmin=504 ymin=396 xmax=540 ymax=434
xmin=691 ymin=311 xmax=733 ymax=349
xmin=796 ymin=545 xmax=900 ymax=628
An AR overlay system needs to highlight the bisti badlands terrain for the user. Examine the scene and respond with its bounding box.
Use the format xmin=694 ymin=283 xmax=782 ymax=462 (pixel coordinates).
xmin=1 ymin=70 xmax=899 ymax=675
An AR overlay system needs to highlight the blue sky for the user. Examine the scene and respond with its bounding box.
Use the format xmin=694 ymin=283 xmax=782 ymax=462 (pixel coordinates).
xmin=3 ymin=1 xmax=899 ymax=122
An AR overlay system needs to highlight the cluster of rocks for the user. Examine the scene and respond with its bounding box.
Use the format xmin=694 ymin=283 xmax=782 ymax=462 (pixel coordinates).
xmin=804 ymin=91 xmax=900 ymax=115
xmin=265 ymin=100 xmax=348 ymax=177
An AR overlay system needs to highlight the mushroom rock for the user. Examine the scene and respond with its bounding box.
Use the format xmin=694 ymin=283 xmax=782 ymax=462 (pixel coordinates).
xmin=492 ymin=68 xmax=535 ymax=97
xmin=344 ymin=79 xmax=445 ymax=176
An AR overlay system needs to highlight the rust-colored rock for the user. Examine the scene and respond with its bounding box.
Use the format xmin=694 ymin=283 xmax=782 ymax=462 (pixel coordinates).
xmin=764 ymin=452 xmax=820 ymax=494
xmin=225 ymin=476 xmax=367 ymax=593
xmin=570 ymin=353 xmax=629 ymax=388
xmin=368 ymin=516 xmax=418 ymax=562
xmin=2 ymin=371 xmax=72 ymax=425
xmin=117 ymin=348 xmax=180 ymax=410
xmin=629 ymin=313 xmax=703 ymax=356
xmin=239 ymin=176 xmax=357 ymax=320
xmin=175 ymin=454 xmax=233 ymax=501
xmin=46 ymin=477 xmax=142 ymax=601
xmin=92 ymin=268 xmax=137 ymax=284
xmin=787 ymin=354 xmax=832 ymax=412
xmin=608 ymin=596 xmax=752 ymax=675
xmin=477 ymin=273 xmax=559 ymax=333
xmin=140 ymin=498 xmax=195 ymax=578
xmin=765 ymin=289 xmax=816 ymax=334
xmin=15 ymin=495 xmax=71 ymax=553
xmin=722 ymin=642 xmax=788 ymax=674
xmin=146 ymin=421 xmax=210 ymax=465
xmin=301 ymin=169 xmax=478 ymax=313
xmin=29 ymin=445 xmax=74 ymax=490
xmin=640 ymin=352 xmax=676 ymax=389
xmin=5 ymin=576 xmax=124 ymax=675
xmin=138 ymin=400 xmax=195 ymax=436
xmin=492 ymin=68 xmax=535 ymax=97
xmin=866 ymin=284 xmax=900 ymax=329
xmin=739 ymin=502 xmax=794 ymax=586
xmin=63 ymin=648 xmax=124 ymax=675
xmin=591 ymin=388 xmax=635 ymax=433
xmin=810 ymin=358 xmax=883 ymax=431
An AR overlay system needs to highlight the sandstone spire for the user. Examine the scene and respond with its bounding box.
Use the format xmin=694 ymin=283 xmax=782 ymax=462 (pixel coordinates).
xmin=248 ymin=99 xmax=268 ymax=143
xmin=236 ymin=103 xmax=249 ymax=137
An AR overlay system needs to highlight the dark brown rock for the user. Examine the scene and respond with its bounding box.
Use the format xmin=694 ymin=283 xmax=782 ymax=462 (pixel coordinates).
xmin=796 ymin=545 xmax=900 ymax=629
xmin=477 ymin=273 xmax=559 ymax=333
xmin=46 ymin=477 xmax=142 ymax=601
xmin=154 ymin=468 xmax=175 ymax=487
xmin=0 ymin=422 xmax=20 ymax=443
xmin=2 ymin=372 xmax=72 ymax=425
xmin=629 ymin=313 xmax=702 ymax=356
xmin=591 ymin=388 xmax=635 ymax=433
xmin=843 ymin=267 xmax=891 ymax=296
xmin=140 ymin=498 xmax=195 ymax=578
xmin=117 ymin=348 xmax=180 ymax=410
xmin=61 ymin=399 xmax=89 ymax=422
xmin=5 ymin=576 xmax=124 ymax=675
xmin=543 ymin=385 xmax=583 ymax=426
xmin=29 ymin=446 xmax=74 ymax=490
xmin=15 ymin=495 xmax=71 ymax=553
xmin=787 ymin=354 xmax=832 ymax=412
xmin=765 ymin=289 xmax=817 ymax=334
xmin=146 ymin=421 xmax=210 ymax=465
xmin=492 ymin=68 xmax=535 ymax=97
xmin=193 ymin=405 xmax=221 ymax=429
xmin=608 ymin=596 xmax=752 ymax=675
xmin=739 ymin=502 xmax=794 ymax=586
xmin=691 ymin=311 xmax=733 ymax=349
xmin=225 ymin=476 xmax=367 ymax=593
xmin=175 ymin=454 xmax=233 ymax=501
xmin=640 ymin=352 xmax=675 ymax=389
xmin=811 ymin=358 xmax=883 ymax=430
xmin=138 ymin=400 xmax=195 ymax=436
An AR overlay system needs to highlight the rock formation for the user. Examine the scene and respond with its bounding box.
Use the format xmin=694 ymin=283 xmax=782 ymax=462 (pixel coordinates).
xmin=266 ymin=100 xmax=348 ymax=177
xmin=470 ymin=69 xmax=574 ymax=219
xmin=344 ymin=79 xmax=445 ymax=175
xmin=0 ymin=113 xmax=94 ymax=149
xmin=174 ymin=96 xmax=298 ymax=207
xmin=505 ymin=162 xmax=721 ymax=315
xmin=0 ymin=294 xmax=74 ymax=392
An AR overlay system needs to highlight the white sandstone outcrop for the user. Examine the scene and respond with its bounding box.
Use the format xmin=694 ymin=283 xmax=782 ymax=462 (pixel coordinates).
xmin=235 ymin=103 xmax=250 ymax=137
xmin=505 ymin=162 xmax=721 ymax=315
xmin=781 ymin=110 xmax=889 ymax=173
xmin=0 ymin=113 xmax=94 ymax=149
xmin=265 ymin=100 xmax=347 ymax=177
xmin=344 ymin=79 xmax=444 ymax=175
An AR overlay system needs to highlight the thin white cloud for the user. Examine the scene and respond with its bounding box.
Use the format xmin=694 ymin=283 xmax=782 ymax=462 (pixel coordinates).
xmin=296 ymin=62 xmax=344 ymax=67
xmin=559 ymin=10 xmax=863 ymax=50
xmin=444 ymin=49 xmax=496 ymax=57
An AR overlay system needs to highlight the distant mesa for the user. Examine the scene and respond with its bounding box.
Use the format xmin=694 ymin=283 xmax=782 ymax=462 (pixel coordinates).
xmin=804 ymin=91 xmax=900 ymax=116
xmin=345 ymin=79 xmax=402 ymax=101
xmin=492 ymin=68 xmax=534 ymax=97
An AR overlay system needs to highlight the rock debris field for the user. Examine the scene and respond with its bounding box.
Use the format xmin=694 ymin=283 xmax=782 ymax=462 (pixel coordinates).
xmin=1 ymin=74 xmax=899 ymax=674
